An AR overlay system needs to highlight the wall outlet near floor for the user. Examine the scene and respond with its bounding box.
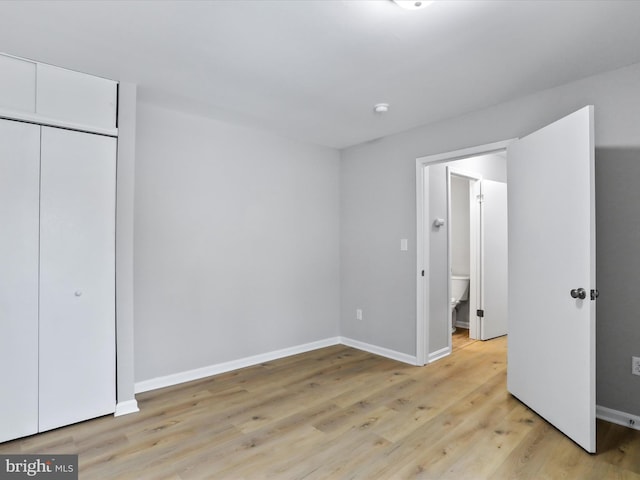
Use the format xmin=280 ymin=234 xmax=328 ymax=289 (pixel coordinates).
xmin=632 ymin=356 xmax=640 ymax=376
xmin=356 ymin=309 xmax=363 ymax=321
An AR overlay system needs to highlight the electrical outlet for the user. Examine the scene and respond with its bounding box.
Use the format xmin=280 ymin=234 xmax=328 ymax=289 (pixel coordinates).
xmin=356 ymin=309 xmax=363 ymax=321
xmin=632 ymin=356 xmax=640 ymax=376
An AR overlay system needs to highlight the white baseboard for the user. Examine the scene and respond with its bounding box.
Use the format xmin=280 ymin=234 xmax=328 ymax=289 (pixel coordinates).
xmin=339 ymin=336 xmax=418 ymax=365
xmin=114 ymin=399 xmax=139 ymax=417
xmin=135 ymin=337 xmax=341 ymax=393
xmin=428 ymin=346 xmax=451 ymax=363
xmin=135 ymin=336 xmax=420 ymax=394
xmin=455 ymin=321 xmax=470 ymax=329
xmin=596 ymin=405 xmax=640 ymax=431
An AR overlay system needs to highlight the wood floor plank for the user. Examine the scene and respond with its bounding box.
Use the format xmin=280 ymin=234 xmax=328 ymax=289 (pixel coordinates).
xmin=2 ymin=336 xmax=640 ymax=479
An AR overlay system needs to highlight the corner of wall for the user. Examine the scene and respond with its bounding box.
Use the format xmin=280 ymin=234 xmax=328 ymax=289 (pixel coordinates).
xmin=116 ymin=82 xmax=138 ymax=405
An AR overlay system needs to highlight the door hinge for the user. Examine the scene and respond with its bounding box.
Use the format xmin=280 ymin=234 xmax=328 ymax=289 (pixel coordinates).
xmin=477 ymin=194 xmax=484 ymax=204
xmin=477 ymin=309 xmax=484 ymax=317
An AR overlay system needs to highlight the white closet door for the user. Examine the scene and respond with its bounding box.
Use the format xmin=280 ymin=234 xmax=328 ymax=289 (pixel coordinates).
xmin=0 ymin=119 xmax=40 ymax=442
xmin=39 ymin=127 xmax=116 ymax=431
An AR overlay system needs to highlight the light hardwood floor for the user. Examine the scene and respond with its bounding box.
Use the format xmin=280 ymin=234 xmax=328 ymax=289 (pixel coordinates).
xmin=2 ymin=336 xmax=640 ymax=479
xmin=451 ymin=328 xmax=476 ymax=352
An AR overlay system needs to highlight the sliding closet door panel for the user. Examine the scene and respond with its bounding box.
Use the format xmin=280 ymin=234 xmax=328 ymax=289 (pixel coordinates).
xmin=39 ymin=127 xmax=116 ymax=431
xmin=0 ymin=119 xmax=40 ymax=442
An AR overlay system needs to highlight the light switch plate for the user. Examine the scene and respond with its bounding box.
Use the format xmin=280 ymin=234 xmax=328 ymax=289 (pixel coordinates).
xmin=400 ymin=239 xmax=408 ymax=251
xmin=632 ymin=356 xmax=640 ymax=376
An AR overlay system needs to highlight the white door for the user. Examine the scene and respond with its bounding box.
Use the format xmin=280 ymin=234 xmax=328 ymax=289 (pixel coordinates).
xmin=479 ymin=180 xmax=508 ymax=340
xmin=39 ymin=127 xmax=116 ymax=431
xmin=507 ymin=106 xmax=595 ymax=452
xmin=0 ymin=119 xmax=40 ymax=442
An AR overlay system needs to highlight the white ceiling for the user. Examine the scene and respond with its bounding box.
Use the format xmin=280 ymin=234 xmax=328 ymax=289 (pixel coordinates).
xmin=1 ymin=0 xmax=640 ymax=149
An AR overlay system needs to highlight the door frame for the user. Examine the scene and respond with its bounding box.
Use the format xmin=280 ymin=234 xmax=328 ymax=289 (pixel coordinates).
xmin=416 ymin=139 xmax=514 ymax=365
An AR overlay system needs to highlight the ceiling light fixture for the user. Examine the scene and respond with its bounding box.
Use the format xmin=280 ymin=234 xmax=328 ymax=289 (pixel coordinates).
xmin=373 ymin=103 xmax=390 ymax=114
xmin=392 ymin=0 xmax=433 ymax=10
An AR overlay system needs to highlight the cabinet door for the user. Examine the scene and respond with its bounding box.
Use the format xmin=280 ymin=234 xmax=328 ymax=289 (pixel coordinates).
xmin=36 ymin=63 xmax=117 ymax=130
xmin=0 ymin=119 xmax=40 ymax=442
xmin=0 ymin=54 xmax=36 ymax=113
xmin=39 ymin=127 xmax=116 ymax=432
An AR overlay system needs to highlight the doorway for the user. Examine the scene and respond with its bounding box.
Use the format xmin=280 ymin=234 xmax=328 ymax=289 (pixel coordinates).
xmin=415 ymin=140 xmax=511 ymax=365
xmin=416 ymin=107 xmax=597 ymax=453
xmin=449 ymin=163 xmax=508 ymax=346
xmin=448 ymin=169 xmax=479 ymax=346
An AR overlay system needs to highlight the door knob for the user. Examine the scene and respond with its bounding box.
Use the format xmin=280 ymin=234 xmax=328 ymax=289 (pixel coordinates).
xmin=570 ymin=288 xmax=586 ymax=300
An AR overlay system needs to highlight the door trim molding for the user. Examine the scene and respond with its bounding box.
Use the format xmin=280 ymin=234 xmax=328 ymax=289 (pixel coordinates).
xmin=416 ymin=139 xmax=515 ymax=365
xmin=428 ymin=346 xmax=450 ymax=363
xmin=114 ymin=399 xmax=139 ymax=417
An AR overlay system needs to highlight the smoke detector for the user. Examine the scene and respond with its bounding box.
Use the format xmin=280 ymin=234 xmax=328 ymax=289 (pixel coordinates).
xmin=392 ymin=0 xmax=433 ymax=10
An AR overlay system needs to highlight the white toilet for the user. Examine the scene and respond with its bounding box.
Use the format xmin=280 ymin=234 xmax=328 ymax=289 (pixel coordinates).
xmin=451 ymin=275 xmax=470 ymax=333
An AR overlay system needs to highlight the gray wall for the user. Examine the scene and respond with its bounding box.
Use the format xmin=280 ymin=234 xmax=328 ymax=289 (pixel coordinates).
xmin=340 ymin=62 xmax=640 ymax=415
xmin=134 ymin=102 xmax=340 ymax=382
xmin=595 ymin=149 xmax=640 ymax=416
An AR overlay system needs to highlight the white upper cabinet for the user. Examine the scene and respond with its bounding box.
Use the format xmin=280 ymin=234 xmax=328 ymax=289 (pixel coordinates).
xmin=0 ymin=53 xmax=117 ymax=135
xmin=0 ymin=55 xmax=36 ymax=113
xmin=36 ymin=63 xmax=117 ymax=131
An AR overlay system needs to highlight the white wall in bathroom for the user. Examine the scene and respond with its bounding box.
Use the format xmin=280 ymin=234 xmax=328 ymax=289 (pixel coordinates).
xmin=451 ymin=175 xmax=471 ymax=276
xmin=453 ymin=153 xmax=507 ymax=182
xmin=449 ymin=153 xmax=506 ymax=277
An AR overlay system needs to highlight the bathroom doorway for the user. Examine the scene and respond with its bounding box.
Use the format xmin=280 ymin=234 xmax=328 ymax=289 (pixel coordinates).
xmin=448 ymin=169 xmax=479 ymax=344
xmin=448 ymin=165 xmax=508 ymax=345
xmin=415 ymin=141 xmax=509 ymax=364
